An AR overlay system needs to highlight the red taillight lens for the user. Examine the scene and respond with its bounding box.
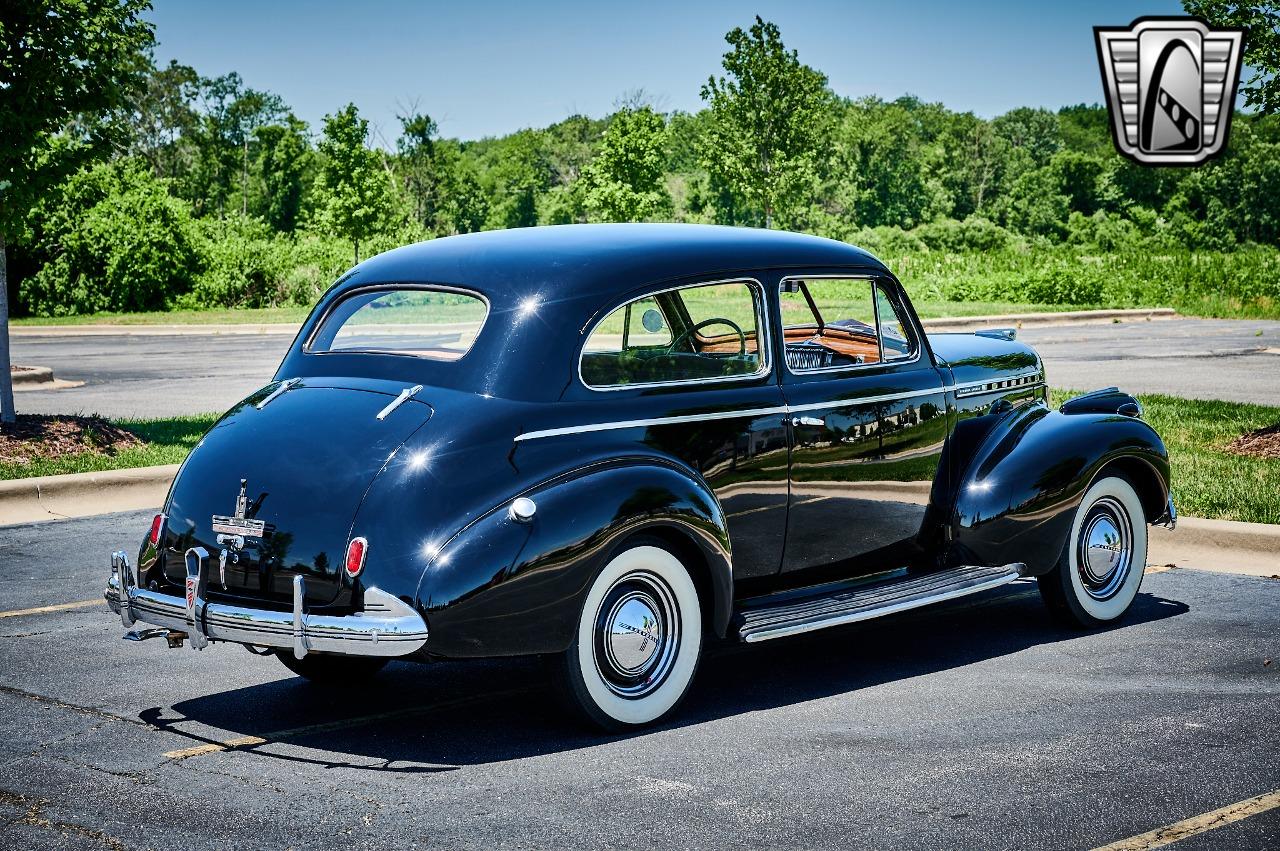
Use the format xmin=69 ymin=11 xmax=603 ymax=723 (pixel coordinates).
xmin=344 ymin=537 xmax=368 ymax=578
xmin=148 ymin=514 xmax=165 ymax=547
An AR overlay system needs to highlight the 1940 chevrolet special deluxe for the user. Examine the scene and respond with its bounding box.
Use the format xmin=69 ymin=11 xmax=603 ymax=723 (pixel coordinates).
xmin=107 ymin=224 xmax=1175 ymax=730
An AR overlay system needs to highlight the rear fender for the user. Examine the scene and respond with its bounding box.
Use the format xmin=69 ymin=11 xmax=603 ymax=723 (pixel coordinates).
xmin=947 ymin=400 xmax=1170 ymax=575
xmin=415 ymin=460 xmax=732 ymax=658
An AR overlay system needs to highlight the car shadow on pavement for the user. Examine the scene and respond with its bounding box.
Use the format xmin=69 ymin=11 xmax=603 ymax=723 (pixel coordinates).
xmin=147 ymin=581 xmax=1189 ymax=771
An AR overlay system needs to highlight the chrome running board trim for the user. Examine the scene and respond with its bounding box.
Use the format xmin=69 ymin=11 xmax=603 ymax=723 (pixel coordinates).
xmin=737 ymin=564 xmax=1025 ymax=643
xmin=106 ymin=557 xmax=428 ymax=659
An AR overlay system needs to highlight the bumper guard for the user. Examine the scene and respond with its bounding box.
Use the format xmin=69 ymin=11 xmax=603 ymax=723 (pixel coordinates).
xmin=106 ymin=549 xmax=428 ymax=659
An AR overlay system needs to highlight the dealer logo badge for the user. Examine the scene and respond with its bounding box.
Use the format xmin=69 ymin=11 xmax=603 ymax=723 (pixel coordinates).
xmin=1094 ymin=17 xmax=1244 ymax=165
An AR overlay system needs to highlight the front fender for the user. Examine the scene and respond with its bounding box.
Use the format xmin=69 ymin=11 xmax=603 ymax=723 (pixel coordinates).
xmin=415 ymin=460 xmax=733 ymax=659
xmin=947 ymin=400 xmax=1170 ymax=575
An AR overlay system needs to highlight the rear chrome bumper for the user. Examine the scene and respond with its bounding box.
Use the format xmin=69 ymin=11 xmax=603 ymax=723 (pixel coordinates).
xmin=105 ymin=549 xmax=428 ymax=659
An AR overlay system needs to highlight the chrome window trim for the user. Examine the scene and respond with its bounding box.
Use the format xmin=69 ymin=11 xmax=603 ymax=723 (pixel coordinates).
xmin=303 ymin=283 xmax=492 ymax=362
xmin=777 ymin=274 xmax=922 ymax=376
xmin=514 ymin=371 xmax=1043 ymax=442
xmin=578 ymin=277 xmax=772 ymax=392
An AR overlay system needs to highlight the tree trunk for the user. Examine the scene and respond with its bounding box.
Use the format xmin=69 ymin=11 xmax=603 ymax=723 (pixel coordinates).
xmin=354 ymin=238 xmax=360 ymax=266
xmin=0 ymin=233 xmax=16 ymax=424
xmin=242 ymin=138 xmax=249 ymax=217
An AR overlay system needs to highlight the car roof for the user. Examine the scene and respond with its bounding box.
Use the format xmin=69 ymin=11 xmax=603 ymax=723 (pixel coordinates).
xmin=340 ymin=224 xmax=888 ymax=305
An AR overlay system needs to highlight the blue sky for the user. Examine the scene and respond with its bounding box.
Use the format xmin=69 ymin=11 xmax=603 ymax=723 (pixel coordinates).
xmin=148 ymin=1 xmax=1186 ymax=142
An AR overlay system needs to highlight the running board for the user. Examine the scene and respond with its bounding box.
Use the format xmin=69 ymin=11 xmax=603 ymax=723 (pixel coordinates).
xmin=736 ymin=564 xmax=1025 ymax=643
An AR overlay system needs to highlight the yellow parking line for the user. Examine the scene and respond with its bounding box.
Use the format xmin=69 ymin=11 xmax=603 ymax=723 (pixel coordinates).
xmin=1093 ymin=788 xmax=1280 ymax=850
xmin=0 ymin=599 xmax=101 ymax=619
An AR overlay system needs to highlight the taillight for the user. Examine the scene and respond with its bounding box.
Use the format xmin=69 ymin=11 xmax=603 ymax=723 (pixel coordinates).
xmin=148 ymin=514 xmax=165 ymax=547
xmin=345 ymin=537 xmax=368 ymax=578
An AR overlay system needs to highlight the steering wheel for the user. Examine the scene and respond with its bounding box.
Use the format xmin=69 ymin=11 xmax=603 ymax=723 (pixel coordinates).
xmin=666 ymin=317 xmax=746 ymax=357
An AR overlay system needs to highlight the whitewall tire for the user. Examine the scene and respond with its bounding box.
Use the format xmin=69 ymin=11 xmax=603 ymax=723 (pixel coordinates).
xmin=1038 ymin=475 xmax=1148 ymax=627
xmin=561 ymin=540 xmax=702 ymax=730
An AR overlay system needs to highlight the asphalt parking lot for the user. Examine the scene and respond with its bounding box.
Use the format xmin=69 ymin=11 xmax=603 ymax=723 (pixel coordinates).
xmin=0 ymin=510 xmax=1276 ymax=849
xmin=10 ymin=317 xmax=1280 ymax=418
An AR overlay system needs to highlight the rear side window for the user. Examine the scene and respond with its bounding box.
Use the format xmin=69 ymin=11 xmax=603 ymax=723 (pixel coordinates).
xmin=581 ymin=281 xmax=765 ymax=388
xmin=779 ymin=278 xmax=916 ymax=371
xmin=307 ymin=288 xmax=488 ymax=361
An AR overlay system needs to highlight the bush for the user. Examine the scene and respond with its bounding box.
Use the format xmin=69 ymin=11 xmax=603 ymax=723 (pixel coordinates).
xmin=21 ymin=160 xmax=200 ymax=315
xmin=914 ymin=217 xmax=1014 ymax=253
xmin=183 ymin=216 xmax=293 ymax=309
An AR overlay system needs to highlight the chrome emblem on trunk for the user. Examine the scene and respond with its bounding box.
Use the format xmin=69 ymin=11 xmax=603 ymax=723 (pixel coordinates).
xmin=212 ymin=478 xmax=266 ymax=539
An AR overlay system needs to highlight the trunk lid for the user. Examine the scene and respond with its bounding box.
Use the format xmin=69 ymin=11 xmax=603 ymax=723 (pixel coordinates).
xmin=162 ymin=379 xmax=432 ymax=607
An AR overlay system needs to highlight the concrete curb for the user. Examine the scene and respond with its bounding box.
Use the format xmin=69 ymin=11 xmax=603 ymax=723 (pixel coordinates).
xmin=10 ymin=308 xmax=1180 ymax=338
xmin=10 ymin=323 xmax=301 ymax=337
xmin=0 ymin=464 xmax=179 ymax=526
xmin=10 ymin=366 xmax=54 ymax=385
xmin=921 ymin=307 xmax=1177 ymax=332
xmin=1148 ymin=517 xmax=1280 ymax=578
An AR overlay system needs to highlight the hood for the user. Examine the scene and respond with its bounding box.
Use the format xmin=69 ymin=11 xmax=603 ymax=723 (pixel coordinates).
xmin=161 ymin=378 xmax=432 ymax=607
xmin=926 ymin=333 xmax=1043 ymax=388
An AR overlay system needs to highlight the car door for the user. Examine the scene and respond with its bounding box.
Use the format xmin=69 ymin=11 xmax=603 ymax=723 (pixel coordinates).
xmin=575 ymin=276 xmax=790 ymax=580
xmin=778 ymin=275 xmax=950 ymax=580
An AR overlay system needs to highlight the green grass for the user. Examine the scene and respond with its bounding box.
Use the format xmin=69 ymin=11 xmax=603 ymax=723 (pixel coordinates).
xmin=0 ymin=414 xmax=217 ymax=480
xmin=1052 ymin=391 xmax=1280 ymax=525
xmin=11 ymin=307 xmax=312 ymax=326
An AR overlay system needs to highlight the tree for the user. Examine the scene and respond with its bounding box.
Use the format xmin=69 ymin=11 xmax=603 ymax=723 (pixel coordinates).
xmin=0 ymin=0 xmax=154 ymax=423
xmin=397 ymin=111 xmax=444 ymax=231
xmin=485 ymin=130 xmax=550 ymax=230
xmin=699 ymin=17 xmax=831 ymax=228
xmin=314 ymin=104 xmax=394 ymax=264
xmin=581 ymin=106 xmax=670 ymax=222
xmin=1185 ymin=1 xmax=1280 ymax=114
xmin=256 ymin=116 xmax=310 ymax=232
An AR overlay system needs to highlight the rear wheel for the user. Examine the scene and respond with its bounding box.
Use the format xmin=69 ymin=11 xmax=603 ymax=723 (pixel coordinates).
xmin=275 ymin=651 xmax=388 ymax=684
xmin=1038 ymin=475 xmax=1148 ymax=628
xmin=559 ymin=539 xmax=702 ymax=731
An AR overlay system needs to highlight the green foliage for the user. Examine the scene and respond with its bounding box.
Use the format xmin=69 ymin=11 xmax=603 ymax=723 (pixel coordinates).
xmin=699 ymin=16 xmax=831 ymax=227
xmin=582 ymin=107 xmax=671 ymax=222
xmin=314 ymin=104 xmax=397 ymax=262
xmin=0 ymin=0 xmax=154 ymax=239
xmin=484 ymin=129 xmax=551 ymax=229
xmin=21 ymin=160 xmax=200 ymax=315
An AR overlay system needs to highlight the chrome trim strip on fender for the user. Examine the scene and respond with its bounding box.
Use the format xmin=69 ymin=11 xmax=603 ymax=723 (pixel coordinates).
xmin=514 ymin=372 xmax=1044 ymax=442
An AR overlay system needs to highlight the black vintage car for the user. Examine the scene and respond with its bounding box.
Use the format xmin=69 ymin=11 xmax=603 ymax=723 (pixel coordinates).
xmin=107 ymin=224 xmax=1175 ymax=730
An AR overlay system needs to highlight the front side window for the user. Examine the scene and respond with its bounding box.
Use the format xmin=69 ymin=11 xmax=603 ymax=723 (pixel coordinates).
xmin=581 ymin=281 xmax=765 ymax=388
xmin=780 ymin=278 xmax=916 ymax=372
xmin=307 ymin=288 xmax=488 ymax=361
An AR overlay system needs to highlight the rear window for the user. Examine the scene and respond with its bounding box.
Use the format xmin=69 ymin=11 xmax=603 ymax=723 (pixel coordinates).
xmin=307 ymin=288 xmax=488 ymax=361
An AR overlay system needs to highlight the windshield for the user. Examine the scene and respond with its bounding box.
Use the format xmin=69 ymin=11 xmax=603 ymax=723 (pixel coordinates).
xmin=306 ymin=287 xmax=489 ymax=361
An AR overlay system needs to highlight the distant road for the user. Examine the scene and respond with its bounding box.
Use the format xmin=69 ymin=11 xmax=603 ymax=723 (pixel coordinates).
xmin=9 ymin=317 xmax=1280 ymax=419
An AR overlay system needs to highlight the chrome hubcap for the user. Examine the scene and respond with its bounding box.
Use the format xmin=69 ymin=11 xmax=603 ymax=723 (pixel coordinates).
xmin=1077 ymin=496 xmax=1133 ymax=600
xmin=593 ymin=571 xmax=680 ymax=699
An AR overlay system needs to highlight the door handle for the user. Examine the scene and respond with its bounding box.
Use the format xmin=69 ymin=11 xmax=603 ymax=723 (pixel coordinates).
xmin=790 ymin=415 xmax=824 ymax=427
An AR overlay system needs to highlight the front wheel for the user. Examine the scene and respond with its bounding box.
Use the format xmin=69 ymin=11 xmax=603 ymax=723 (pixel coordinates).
xmin=1038 ymin=475 xmax=1148 ymax=628
xmin=560 ymin=539 xmax=703 ymax=731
